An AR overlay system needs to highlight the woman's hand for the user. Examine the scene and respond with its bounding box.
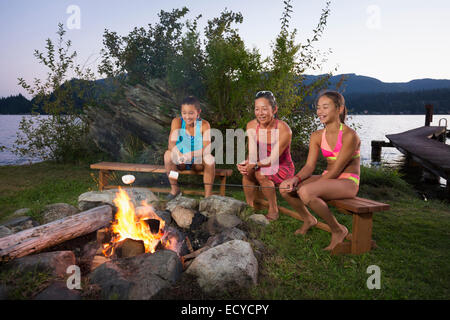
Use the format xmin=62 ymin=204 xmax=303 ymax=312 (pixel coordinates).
xmin=280 ymin=176 xmax=300 ymax=193
xmin=237 ymin=160 xmax=249 ymax=175
xmin=237 ymin=160 xmax=256 ymax=175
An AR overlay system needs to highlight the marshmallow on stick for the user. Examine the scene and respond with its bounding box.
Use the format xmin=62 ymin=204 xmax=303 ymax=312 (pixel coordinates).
xmin=122 ymin=174 xmax=136 ymax=185
xmin=169 ymin=170 xmax=179 ymax=180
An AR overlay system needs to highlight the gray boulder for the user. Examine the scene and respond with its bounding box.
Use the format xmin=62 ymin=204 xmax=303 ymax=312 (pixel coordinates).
xmin=186 ymin=240 xmax=258 ymax=293
xmin=166 ymin=194 xmax=199 ymax=212
xmin=42 ymin=203 xmax=79 ymax=224
xmin=199 ymin=195 xmax=247 ymax=217
xmin=1 ymin=216 xmax=39 ymax=233
xmin=206 ymin=227 xmax=248 ymax=248
xmin=248 ymin=214 xmax=270 ymax=226
xmin=5 ymin=251 xmax=76 ymax=277
xmin=78 ymin=188 xmax=159 ymax=211
xmin=0 ymin=226 xmax=13 ymax=238
xmin=171 ymin=206 xmax=195 ymax=229
xmin=34 ymin=281 xmax=82 ymax=300
xmin=89 ymin=250 xmax=182 ymax=300
xmin=203 ymin=214 xmax=242 ymax=235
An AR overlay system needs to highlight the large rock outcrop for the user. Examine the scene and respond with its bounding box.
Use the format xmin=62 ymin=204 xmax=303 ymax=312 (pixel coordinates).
xmin=85 ymin=80 xmax=179 ymax=161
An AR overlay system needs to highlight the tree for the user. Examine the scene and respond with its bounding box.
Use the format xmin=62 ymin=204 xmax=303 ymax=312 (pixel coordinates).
xmin=14 ymin=23 xmax=98 ymax=163
xmin=264 ymin=0 xmax=333 ymax=149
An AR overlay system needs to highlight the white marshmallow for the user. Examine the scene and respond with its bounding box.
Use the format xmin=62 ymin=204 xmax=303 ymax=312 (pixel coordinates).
xmin=122 ymin=174 xmax=136 ymax=185
xmin=169 ymin=170 xmax=179 ymax=180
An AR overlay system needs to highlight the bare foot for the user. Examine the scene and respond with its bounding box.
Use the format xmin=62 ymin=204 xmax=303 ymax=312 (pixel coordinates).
xmin=265 ymin=210 xmax=279 ymax=221
xmin=323 ymin=225 xmax=349 ymax=251
xmin=294 ymin=217 xmax=318 ymax=235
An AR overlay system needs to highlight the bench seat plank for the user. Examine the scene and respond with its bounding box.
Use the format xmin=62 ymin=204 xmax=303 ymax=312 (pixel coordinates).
xmin=328 ymin=197 xmax=390 ymax=213
xmin=90 ymin=162 xmax=233 ymax=176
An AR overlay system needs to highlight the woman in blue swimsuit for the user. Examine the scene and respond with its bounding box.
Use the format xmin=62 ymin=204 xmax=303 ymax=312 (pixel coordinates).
xmin=164 ymin=96 xmax=215 ymax=199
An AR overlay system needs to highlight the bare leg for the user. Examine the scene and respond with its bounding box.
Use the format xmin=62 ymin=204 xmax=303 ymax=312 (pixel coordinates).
xmin=242 ymin=173 xmax=258 ymax=207
xmin=298 ymin=179 xmax=358 ymax=250
xmin=255 ymin=171 xmax=278 ymax=220
xmin=192 ymin=154 xmax=215 ymax=198
xmin=279 ymin=176 xmax=322 ymax=234
xmin=164 ymin=150 xmax=179 ymax=195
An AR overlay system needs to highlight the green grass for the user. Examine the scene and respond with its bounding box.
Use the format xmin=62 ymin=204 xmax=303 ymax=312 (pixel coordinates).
xmin=0 ymin=161 xmax=448 ymax=299
xmin=0 ymin=161 xmax=97 ymax=223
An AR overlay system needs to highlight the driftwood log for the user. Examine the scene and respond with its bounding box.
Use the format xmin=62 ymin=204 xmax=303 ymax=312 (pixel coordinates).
xmin=0 ymin=205 xmax=113 ymax=262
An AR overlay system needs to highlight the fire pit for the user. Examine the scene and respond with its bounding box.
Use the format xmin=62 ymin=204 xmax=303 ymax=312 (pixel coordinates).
xmin=97 ymin=188 xmax=188 ymax=260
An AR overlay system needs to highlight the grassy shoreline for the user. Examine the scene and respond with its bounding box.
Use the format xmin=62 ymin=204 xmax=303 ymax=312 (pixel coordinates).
xmin=0 ymin=161 xmax=449 ymax=299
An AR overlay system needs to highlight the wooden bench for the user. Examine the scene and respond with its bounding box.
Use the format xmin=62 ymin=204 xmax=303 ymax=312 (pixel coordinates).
xmin=254 ymin=191 xmax=390 ymax=255
xmin=90 ymin=162 xmax=233 ymax=196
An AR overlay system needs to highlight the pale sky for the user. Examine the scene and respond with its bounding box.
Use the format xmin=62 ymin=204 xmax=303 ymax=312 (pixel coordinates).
xmin=1 ymin=0 xmax=449 ymax=98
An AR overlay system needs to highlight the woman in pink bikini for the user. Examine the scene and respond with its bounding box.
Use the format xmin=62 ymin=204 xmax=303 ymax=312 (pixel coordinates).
xmin=279 ymin=91 xmax=361 ymax=251
xmin=237 ymin=91 xmax=295 ymax=221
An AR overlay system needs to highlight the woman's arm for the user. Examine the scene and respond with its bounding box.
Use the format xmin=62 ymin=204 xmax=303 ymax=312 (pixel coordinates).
xmin=279 ymin=131 xmax=320 ymax=192
xmin=321 ymin=130 xmax=359 ymax=179
xmin=294 ymin=131 xmax=320 ymax=181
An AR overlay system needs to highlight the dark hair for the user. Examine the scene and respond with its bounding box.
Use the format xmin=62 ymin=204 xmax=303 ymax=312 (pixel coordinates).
xmin=316 ymin=90 xmax=347 ymax=123
xmin=181 ymin=95 xmax=201 ymax=111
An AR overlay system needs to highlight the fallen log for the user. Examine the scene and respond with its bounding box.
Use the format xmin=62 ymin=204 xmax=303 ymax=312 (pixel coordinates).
xmin=0 ymin=205 xmax=113 ymax=262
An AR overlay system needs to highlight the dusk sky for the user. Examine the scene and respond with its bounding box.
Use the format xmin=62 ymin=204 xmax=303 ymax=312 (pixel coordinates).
xmin=1 ymin=0 xmax=449 ymax=98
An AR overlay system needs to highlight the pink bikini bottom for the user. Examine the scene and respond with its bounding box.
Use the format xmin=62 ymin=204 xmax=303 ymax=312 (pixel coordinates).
xmin=322 ymin=170 xmax=360 ymax=186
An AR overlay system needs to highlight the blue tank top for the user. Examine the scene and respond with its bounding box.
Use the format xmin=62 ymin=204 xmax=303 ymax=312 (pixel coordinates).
xmin=175 ymin=118 xmax=203 ymax=160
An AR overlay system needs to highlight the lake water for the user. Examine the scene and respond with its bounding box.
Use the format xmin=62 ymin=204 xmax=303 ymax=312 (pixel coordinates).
xmin=1 ymin=114 xmax=449 ymax=189
xmin=2 ymin=114 xmax=448 ymax=165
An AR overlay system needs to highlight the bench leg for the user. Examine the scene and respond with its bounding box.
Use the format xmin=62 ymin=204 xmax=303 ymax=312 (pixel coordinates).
xmin=219 ymin=176 xmax=226 ymax=196
xmin=351 ymin=212 xmax=373 ymax=254
xmin=99 ymin=170 xmax=111 ymax=191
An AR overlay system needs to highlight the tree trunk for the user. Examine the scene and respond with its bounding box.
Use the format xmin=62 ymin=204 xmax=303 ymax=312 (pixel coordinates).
xmin=0 ymin=205 xmax=113 ymax=262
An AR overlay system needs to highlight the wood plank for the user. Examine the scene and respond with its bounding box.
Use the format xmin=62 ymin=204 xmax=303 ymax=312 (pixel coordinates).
xmin=0 ymin=205 xmax=113 ymax=262
xmin=90 ymin=162 xmax=232 ymax=176
xmin=328 ymin=197 xmax=390 ymax=213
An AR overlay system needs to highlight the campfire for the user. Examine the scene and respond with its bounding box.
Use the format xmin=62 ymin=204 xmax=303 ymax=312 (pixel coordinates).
xmin=100 ymin=188 xmax=184 ymax=259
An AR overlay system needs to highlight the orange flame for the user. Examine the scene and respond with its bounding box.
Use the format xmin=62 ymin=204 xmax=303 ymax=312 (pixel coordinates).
xmin=103 ymin=187 xmax=165 ymax=257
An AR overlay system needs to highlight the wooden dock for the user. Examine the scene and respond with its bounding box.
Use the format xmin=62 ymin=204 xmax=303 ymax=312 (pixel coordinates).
xmin=386 ymin=126 xmax=450 ymax=185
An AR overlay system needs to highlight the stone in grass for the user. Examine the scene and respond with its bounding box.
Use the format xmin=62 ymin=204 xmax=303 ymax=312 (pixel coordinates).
xmin=34 ymin=281 xmax=81 ymax=300
xmin=0 ymin=226 xmax=13 ymax=238
xmin=4 ymin=251 xmax=76 ymax=277
xmin=248 ymin=214 xmax=270 ymax=226
xmin=166 ymin=195 xmax=199 ymax=212
xmin=1 ymin=216 xmax=39 ymax=233
xmin=203 ymin=214 xmax=242 ymax=235
xmin=89 ymin=249 xmax=183 ymax=300
xmin=41 ymin=203 xmax=79 ymax=224
xmin=186 ymin=240 xmax=258 ymax=294
xmin=199 ymin=195 xmax=247 ymax=218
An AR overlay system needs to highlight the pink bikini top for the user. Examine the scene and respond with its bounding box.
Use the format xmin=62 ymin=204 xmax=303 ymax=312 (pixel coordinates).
xmin=321 ymin=123 xmax=360 ymax=161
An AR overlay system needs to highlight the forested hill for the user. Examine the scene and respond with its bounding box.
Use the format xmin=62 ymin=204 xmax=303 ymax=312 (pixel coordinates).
xmin=1 ymin=75 xmax=450 ymax=114
xmin=0 ymin=94 xmax=34 ymax=114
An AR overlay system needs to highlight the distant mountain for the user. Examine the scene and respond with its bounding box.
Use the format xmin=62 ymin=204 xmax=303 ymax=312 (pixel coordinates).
xmin=2 ymin=74 xmax=450 ymax=115
xmin=305 ymin=73 xmax=450 ymax=94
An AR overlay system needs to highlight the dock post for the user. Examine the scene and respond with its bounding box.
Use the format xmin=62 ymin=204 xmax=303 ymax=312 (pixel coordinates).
xmin=371 ymin=141 xmax=382 ymax=162
xmin=425 ymin=104 xmax=433 ymax=126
